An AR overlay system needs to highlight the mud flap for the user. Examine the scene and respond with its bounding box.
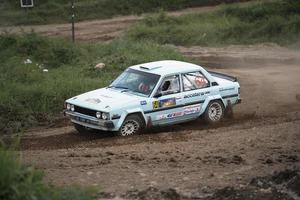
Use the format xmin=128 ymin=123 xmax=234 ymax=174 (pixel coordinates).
xmin=146 ymin=116 xmax=152 ymax=128
xmin=225 ymin=100 xmax=234 ymax=119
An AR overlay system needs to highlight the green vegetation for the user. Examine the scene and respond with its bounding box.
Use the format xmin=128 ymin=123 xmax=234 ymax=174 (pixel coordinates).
xmin=126 ymin=0 xmax=300 ymax=46
xmin=0 ymin=33 xmax=185 ymax=134
xmin=0 ymin=145 xmax=96 ymax=200
xmin=0 ymin=0 xmax=246 ymax=26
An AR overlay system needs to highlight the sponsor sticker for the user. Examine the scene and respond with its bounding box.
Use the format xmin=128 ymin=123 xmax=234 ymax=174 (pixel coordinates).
xmin=184 ymin=104 xmax=200 ymax=115
xmin=140 ymin=100 xmax=147 ymax=105
xmin=152 ymin=97 xmax=176 ymax=109
xmin=219 ymin=87 xmax=235 ymax=92
xmin=85 ymin=98 xmax=101 ymax=104
xmin=156 ymin=111 xmax=184 ymax=120
xmin=158 ymin=98 xmax=176 ymax=108
xmin=184 ymin=91 xmax=210 ymax=98
xmin=156 ymin=104 xmax=200 ymax=120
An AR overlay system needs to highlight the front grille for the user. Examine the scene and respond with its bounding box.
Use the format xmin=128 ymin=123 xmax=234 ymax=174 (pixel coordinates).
xmin=74 ymin=105 xmax=97 ymax=117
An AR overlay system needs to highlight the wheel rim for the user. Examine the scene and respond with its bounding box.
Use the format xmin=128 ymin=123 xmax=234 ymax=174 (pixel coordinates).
xmin=120 ymin=120 xmax=139 ymax=136
xmin=208 ymin=102 xmax=223 ymax=122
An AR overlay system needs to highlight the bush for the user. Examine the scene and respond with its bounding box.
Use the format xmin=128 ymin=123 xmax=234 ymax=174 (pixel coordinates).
xmin=0 ymin=145 xmax=96 ymax=200
xmin=0 ymin=0 xmax=249 ymax=26
xmin=0 ymin=33 xmax=185 ymax=134
xmin=125 ymin=0 xmax=300 ymax=46
xmin=13 ymin=33 xmax=80 ymax=68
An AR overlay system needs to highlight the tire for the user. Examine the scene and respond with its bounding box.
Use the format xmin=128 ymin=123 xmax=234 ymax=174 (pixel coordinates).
xmin=117 ymin=114 xmax=145 ymax=137
xmin=204 ymin=100 xmax=225 ymax=124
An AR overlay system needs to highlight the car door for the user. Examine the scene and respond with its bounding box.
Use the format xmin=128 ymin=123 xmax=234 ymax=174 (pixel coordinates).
xmin=148 ymin=74 xmax=186 ymax=126
xmin=180 ymin=71 xmax=211 ymax=120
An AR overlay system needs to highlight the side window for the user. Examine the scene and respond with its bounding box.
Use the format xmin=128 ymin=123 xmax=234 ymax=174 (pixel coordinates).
xmin=157 ymin=75 xmax=180 ymax=96
xmin=182 ymin=71 xmax=209 ymax=91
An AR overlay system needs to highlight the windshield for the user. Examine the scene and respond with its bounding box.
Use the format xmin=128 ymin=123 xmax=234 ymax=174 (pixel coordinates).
xmin=109 ymin=68 xmax=161 ymax=96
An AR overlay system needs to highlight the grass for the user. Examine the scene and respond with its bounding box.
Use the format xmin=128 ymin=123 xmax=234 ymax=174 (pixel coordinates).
xmin=0 ymin=0 xmax=248 ymax=26
xmin=0 ymin=144 xmax=97 ymax=200
xmin=125 ymin=0 xmax=300 ymax=46
xmin=0 ymin=33 xmax=185 ymax=134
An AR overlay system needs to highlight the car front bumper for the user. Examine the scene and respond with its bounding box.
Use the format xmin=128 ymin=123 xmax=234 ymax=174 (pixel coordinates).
xmin=64 ymin=110 xmax=114 ymax=131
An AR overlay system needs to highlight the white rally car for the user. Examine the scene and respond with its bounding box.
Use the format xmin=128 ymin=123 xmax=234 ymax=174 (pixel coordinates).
xmin=64 ymin=60 xmax=241 ymax=136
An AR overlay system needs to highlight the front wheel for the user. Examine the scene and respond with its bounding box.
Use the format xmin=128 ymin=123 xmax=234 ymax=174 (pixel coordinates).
xmin=204 ymin=100 xmax=224 ymax=124
xmin=117 ymin=114 xmax=145 ymax=137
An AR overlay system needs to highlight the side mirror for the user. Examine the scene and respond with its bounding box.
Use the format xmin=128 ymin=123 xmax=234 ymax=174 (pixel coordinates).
xmin=153 ymin=93 xmax=162 ymax=98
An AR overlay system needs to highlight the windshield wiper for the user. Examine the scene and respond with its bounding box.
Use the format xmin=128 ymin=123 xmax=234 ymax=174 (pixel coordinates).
xmin=108 ymin=85 xmax=131 ymax=92
xmin=108 ymin=85 xmax=129 ymax=90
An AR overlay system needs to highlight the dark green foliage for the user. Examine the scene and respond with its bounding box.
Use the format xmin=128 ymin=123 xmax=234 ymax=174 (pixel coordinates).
xmin=217 ymin=0 xmax=300 ymax=21
xmin=126 ymin=0 xmax=300 ymax=46
xmin=14 ymin=33 xmax=80 ymax=68
xmin=0 ymin=33 xmax=185 ymax=134
xmin=0 ymin=0 xmax=247 ymax=25
xmin=0 ymin=145 xmax=96 ymax=200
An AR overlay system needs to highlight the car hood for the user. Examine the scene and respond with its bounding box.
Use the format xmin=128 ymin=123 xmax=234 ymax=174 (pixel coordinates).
xmin=66 ymin=88 xmax=145 ymax=112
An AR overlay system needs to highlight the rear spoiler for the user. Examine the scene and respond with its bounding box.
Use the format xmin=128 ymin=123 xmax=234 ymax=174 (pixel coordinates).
xmin=208 ymin=70 xmax=238 ymax=82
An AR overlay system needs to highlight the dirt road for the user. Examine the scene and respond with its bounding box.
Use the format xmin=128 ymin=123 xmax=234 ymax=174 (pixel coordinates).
xmin=0 ymin=1 xmax=256 ymax=42
xmin=19 ymin=45 xmax=300 ymax=199
xmin=0 ymin=6 xmax=215 ymax=42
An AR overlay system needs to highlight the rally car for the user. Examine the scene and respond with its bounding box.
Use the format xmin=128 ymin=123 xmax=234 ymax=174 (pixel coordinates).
xmin=64 ymin=60 xmax=241 ymax=136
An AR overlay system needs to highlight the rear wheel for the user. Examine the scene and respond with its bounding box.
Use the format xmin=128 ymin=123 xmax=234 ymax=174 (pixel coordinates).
xmin=117 ymin=114 xmax=145 ymax=137
xmin=204 ymin=100 xmax=224 ymax=124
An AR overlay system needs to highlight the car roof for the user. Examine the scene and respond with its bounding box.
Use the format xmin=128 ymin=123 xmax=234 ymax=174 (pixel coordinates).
xmin=129 ymin=60 xmax=204 ymax=76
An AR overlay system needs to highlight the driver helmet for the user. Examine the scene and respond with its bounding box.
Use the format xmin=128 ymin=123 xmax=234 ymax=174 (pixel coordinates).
xmin=138 ymin=82 xmax=149 ymax=93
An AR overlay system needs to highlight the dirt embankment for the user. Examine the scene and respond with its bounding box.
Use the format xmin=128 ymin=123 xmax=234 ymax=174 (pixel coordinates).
xmin=16 ymin=45 xmax=300 ymax=199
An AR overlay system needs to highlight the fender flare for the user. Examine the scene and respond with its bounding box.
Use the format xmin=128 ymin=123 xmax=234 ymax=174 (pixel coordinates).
xmin=115 ymin=108 xmax=147 ymax=130
xmin=199 ymin=95 xmax=226 ymax=115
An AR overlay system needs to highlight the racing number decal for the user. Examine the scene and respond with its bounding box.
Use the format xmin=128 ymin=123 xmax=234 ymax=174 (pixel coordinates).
xmin=152 ymin=100 xmax=158 ymax=109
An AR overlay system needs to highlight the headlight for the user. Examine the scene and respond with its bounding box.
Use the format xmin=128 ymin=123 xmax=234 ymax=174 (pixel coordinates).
xmin=102 ymin=112 xmax=109 ymax=120
xmin=71 ymin=104 xmax=75 ymax=112
xmin=96 ymin=112 xmax=101 ymax=119
xmin=66 ymin=103 xmax=71 ymax=110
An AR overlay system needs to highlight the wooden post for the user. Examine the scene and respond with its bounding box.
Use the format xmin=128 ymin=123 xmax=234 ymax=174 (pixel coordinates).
xmin=71 ymin=0 xmax=75 ymax=43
